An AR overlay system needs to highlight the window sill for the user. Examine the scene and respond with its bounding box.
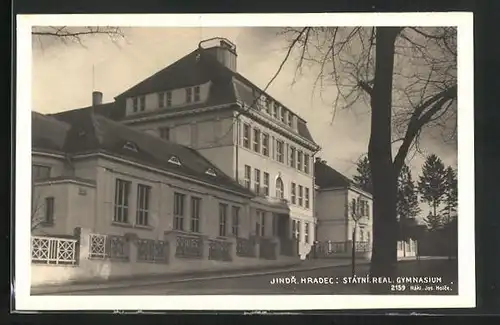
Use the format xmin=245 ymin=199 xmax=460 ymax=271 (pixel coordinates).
xmin=133 ymin=224 xmax=154 ymax=231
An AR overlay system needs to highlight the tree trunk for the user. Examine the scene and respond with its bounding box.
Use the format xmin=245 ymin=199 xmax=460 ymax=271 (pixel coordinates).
xmin=368 ymin=27 xmax=400 ymax=293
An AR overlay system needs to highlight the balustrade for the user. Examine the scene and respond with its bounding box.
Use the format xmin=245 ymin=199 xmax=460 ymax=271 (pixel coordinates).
xmin=208 ymin=239 xmax=233 ymax=262
xmin=175 ymin=234 xmax=204 ymax=259
xmin=236 ymin=237 xmax=256 ymax=258
xmin=31 ymin=236 xmax=78 ymax=265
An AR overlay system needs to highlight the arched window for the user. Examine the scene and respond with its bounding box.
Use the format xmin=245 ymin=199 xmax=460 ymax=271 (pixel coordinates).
xmin=275 ymin=177 xmax=284 ymax=199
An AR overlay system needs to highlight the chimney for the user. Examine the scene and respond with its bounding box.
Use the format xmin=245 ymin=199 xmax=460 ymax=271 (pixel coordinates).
xmin=315 ymin=157 xmax=322 ymax=163
xmin=321 ymin=160 xmax=327 ymax=164
xmin=199 ymin=37 xmax=237 ymax=72
xmin=92 ymin=91 xmax=103 ymax=106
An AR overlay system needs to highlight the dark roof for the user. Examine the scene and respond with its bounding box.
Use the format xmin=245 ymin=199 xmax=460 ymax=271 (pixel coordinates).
xmin=32 ymin=111 xmax=71 ymax=151
xmin=33 ymin=109 xmax=254 ymax=196
xmin=112 ymin=46 xmax=317 ymax=144
xmin=314 ymin=160 xmax=354 ymax=189
xmin=47 ymin=102 xmax=126 ymax=122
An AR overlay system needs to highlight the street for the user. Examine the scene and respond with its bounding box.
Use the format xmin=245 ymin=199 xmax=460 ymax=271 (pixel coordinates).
xmin=47 ymin=259 xmax=458 ymax=296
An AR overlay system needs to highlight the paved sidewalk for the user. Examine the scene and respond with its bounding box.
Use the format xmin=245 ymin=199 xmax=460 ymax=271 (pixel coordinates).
xmin=31 ymin=258 xmax=370 ymax=295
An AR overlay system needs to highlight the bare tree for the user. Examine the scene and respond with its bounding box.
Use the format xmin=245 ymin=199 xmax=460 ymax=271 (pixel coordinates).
xmin=32 ymin=26 xmax=125 ymax=48
xmin=348 ymin=197 xmax=364 ymax=276
xmin=279 ymin=27 xmax=457 ymax=282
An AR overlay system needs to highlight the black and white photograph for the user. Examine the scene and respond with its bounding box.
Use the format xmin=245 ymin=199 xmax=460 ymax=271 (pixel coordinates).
xmin=15 ymin=13 xmax=474 ymax=311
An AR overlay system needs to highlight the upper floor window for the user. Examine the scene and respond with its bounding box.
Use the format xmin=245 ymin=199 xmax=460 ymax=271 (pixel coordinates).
xmin=173 ymin=192 xmax=186 ymax=231
xmin=33 ymin=165 xmax=51 ymax=180
xmin=297 ymin=151 xmax=303 ymax=171
xmin=186 ymin=88 xmax=193 ymax=104
xmin=298 ymin=185 xmax=303 ymax=206
xmin=256 ymin=210 xmax=265 ymax=237
xmin=288 ymin=113 xmax=293 ymax=127
xmin=304 ymin=154 xmax=310 ymax=174
xmin=44 ymin=197 xmax=54 ymax=224
xmin=159 ymin=127 xmax=170 ymax=141
xmin=158 ymin=92 xmax=165 ymax=108
xmin=194 ymin=86 xmax=201 ymax=102
xmin=304 ymin=222 xmax=310 ymax=244
xmin=272 ymin=103 xmax=278 ymax=119
xmin=254 ymin=168 xmax=261 ymax=195
xmin=276 ymin=177 xmax=284 ymax=199
xmin=114 ymin=179 xmax=131 ymax=223
xmin=262 ymin=133 xmax=269 ymax=156
xmin=136 ymin=184 xmax=151 ymax=226
xmin=305 ymin=187 xmax=310 ymax=209
xmin=280 ymin=108 xmax=286 ymax=123
xmin=166 ymin=91 xmax=172 ymax=107
xmin=243 ymin=123 xmax=251 ymax=149
xmin=190 ymin=197 xmax=202 ymax=233
xmin=276 ymin=140 xmax=284 ymax=163
xmin=139 ymin=96 xmax=146 ymax=111
xmin=292 ymin=219 xmax=299 ymax=239
xmin=291 ymin=182 xmax=297 ymax=204
xmin=263 ymin=172 xmax=270 ymax=196
xmin=219 ymin=203 xmax=228 ymax=237
xmin=265 ymin=98 xmax=272 ymax=114
xmin=159 ymin=91 xmax=172 ymax=108
xmin=244 ymin=165 xmax=251 ymax=189
xmin=132 ymin=97 xmax=138 ymax=112
xmin=253 ymin=128 xmax=261 ymax=153
xmin=231 ymin=206 xmax=240 ymax=237
xmin=289 ymin=146 xmax=296 ymax=168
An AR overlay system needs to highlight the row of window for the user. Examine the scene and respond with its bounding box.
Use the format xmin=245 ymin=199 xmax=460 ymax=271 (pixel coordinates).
xmin=114 ymin=179 xmax=152 ymax=226
xmin=256 ymin=95 xmax=295 ymax=128
xmin=242 ymin=123 xmax=311 ymax=174
xmin=291 ymin=219 xmax=311 ymax=243
xmin=351 ymin=198 xmax=370 ymax=218
xmin=133 ymin=86 xmax=202 ymax=113
xmin=290 ymin=182 xmax=311 ymax=209
xmin=243 ymin=165 xmax=284 ymax=199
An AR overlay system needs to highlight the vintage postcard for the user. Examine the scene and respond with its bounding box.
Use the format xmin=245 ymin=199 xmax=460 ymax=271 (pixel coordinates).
xmin=15 ymin=13 xmax=474 ymax=311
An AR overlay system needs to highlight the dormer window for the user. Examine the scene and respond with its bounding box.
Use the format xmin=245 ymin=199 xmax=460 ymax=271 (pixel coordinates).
xmin=168 ymin=156 xmax=182 ymax=166
xmin=272 ymin=102 xmax=278 ymax=119
xmin=159 ymin=91 xmax=172 ymax=108
xmin=132 ymin=97 xmax=138 ymax=112
xmin=287 ymin=112 xmax=293 ymax=127
xmin=166 ymin=91 xmax=172 ymax=107
xmin=205 ymin=168 xmax=217 ymax=177
xmin=123 ymin=141 xmax=138 ymax=152
xmin=194 ymin=86 xmax=201 ymax=102
xmin=280 ymin=107 xmax=286 ymax=123
xmin=139 ymin=96 xmax=146 ymax=111
xmin=186 ymin=88 xmax=193 ymax=104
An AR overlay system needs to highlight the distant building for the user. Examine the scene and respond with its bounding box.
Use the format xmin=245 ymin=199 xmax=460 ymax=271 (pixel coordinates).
xmin=313 ymin=158 xmax=417 ymax=259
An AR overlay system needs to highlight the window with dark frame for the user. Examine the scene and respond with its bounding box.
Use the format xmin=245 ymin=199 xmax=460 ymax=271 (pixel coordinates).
xmin=132 ymin=97 xmax=138 ymax=112
xmin=114 ymin=179 xmax=131 ymax=223
xmin=190 ymin=197 xmax=202 ymax=233
xmin=136 ymin=184 xmax=151 ymax=226
xmin=219 ymin=203 xmax=228 ymax=237
xmin=166 ymin=91 xmax=172 ymax=107
xmin=280 ymin=107 xmax=286 ymax=123
xmin=158 ymin=92 xmax=165 ymax=108
xmin=263 ymin=172 xmax=270 ymax=196
xmin=304 ymin=222 xmax=309 ymax=244
xmin=304 ymin=154 xmax=310 ymax=174
xmin=194 ymin=86 xmax=201 ymax=102
xmin=305 ymin=187 xmax=310 ymax=209
xmin=291 ymin=182 xmax=296 ymax=204
xmin=290 ymin=146 xmax=296 ymax=168
xmin=298 ymin=185 xmax=304 ymax=206
xmin=33 ymin=165 xmax=51 ymax=180
xmin=254 ymin=168 xmax=261 ymax=194
xmin=262 ymin=133 xmax=269 ymax=156
xmin=139 ymin=96 xmax=146 ymax=111
xmin=173 ymin=192 xmax=186 ymax=231
xmin=253 ymin=128 xmax=261 ymax=152
xmin=255 ymin=210 xmax=265 ymax=237
xmin=297 ymin=151 xmax=303 ymax=171
xmin=276 ymin=177 xmax=284 ymax=199
xmin=186 ymin=88 xmax=193 ymax=103
xmin=231 ymin=206 xmax=240 ymax=237
xmin=45 ymin=197 xmax=54 ymax=224
xmin=243 ymin=124 xmax=251 ymax=149
xmin=276 ymin=140 xmax=284 ymax=163
xmin=244 ymin=165 xmax=251 ymax=189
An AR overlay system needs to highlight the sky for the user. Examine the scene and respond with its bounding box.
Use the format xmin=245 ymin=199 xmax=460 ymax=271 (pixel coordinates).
xmin=32 ymin=27 xmax=458 ymax=218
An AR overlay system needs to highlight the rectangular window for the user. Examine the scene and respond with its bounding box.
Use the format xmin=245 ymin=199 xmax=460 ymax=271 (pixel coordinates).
xmin=265 ymin=98 xmax=272 ymax=114
xmin=305 ymin=187 xmax=310 ymax=209
xmin=132 ymin=97 xmax=138 ymax=112
xmin=243 ymin=123 xmax=251 ymax=149
xmin=304 ymin=222 xmax=309 ymax=244
xmin=139 ymin=96 xmax=146 ymax=111
xmin=272 ymin=103 xmax=278 ymax=119
xmin=297 ymin=151 xmax=303 ymax=171
xmin=114 ymin=179 xmax=131 ymax=223
xmin=276 ymin=140 xmax=284 ymax=163
xmin=231 ymin=206 xmax=240 ymax=237
xmin=158 ymin=93 xmax=165 ymax=108
xmin=219 ymin=203 xmax=228 ymax=237
xmin=190 ymin=197 xmax=202 ymax=233
xmin=304 ymin=154 xmax=310 ymax=174
xmin=173 ymin=192 xmax=185 ymax=231
xmin=45 ymin=197 xmax=54 ymax=224
xmin=290 ymin=146 xmax=296 ymax=168
xmin=263 ymin=172 xmax=270 ymax=196
xmin=166 ymin=91 xmax=172 ymax=107
xmin=256 ymin=210 xmax=265 ymax=237
xmin=136 ymin=184 xmax=151 ymax=226
xmin=291 ymin=182 xmax=296 ymax=204
xmin=32 ymin=165 xmax=51 ymax=180
xmin=298 ymin=185 xmax=303 ymax=206
xmin=280 ymin=108 xmax=286 ymax=123
xmin=288 ymin=113 xmax=293 ymax=127
xmin=186 ymin=88 xmax=193 ymax=103
xmin=194 ymin=86 xmax=201 ymax=102
xmin=292 ymin=220 xmax=299 ymax=239
xmin=159 ymin=127 xmax=170 ymax=140
xmin=262 ymin=133 xmax=269 ymax=156
xmin=254 ymin=168 xmax=261 ymax=195
xmin=253 ymin=128 xmax=261 ymax=152
xmin=244 ymin=165 xmax=251 ymax=189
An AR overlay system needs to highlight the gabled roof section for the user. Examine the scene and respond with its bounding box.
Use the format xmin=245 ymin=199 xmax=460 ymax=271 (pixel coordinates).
xmin=314 ymin=160 xmax=353 ymax=189
xmin=35 ymin=109 xmax=253 ymax=196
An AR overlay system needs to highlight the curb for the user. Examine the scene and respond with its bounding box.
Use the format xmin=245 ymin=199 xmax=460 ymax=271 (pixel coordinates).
xmin=32 ymin=260 xmax=370 ymax=295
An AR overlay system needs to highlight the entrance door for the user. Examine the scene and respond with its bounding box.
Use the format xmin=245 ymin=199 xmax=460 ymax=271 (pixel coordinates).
xmin=276 ymin=214 xmax=289 ymax=239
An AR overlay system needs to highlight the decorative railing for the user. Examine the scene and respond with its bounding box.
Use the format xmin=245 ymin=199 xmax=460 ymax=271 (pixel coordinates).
xmin=137 ymin=238 xmax=169 ymax=263
xmin=279 ymin=238 xmax=297 ymax=256
xmin=31 ymin=236 xmax=78 ymax=265
xmin=355 ymin=241 xmax=371 ymax=252
xmin=175 ymin=234 xmax=203 ymax=259
xmin=236 ymin=237 xmax=255 ymax=258
xmin=259 ymin=238 xmax=277 ymax=260
xmin=208 ymin=239 xmax=233 ymax=262
xmin=89 ymin=233 xmax=129 ymax=261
